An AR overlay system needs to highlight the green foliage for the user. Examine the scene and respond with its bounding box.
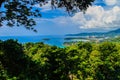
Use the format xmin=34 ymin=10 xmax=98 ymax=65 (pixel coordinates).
xmin=0 ymin=40 xmax=43 ymax=79
xmin=105 ymin=36 xmax=120 ymax=42
xmin=77 ymin=42 xmax=92 ymax=52
xmin=1 ymin=40 xmax=120 ymax=80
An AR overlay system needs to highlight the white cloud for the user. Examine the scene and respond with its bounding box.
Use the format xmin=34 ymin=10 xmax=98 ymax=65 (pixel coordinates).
xmin=104 ymin=0 xmax=117 ymax=5
xmin=37 ymin=5 xmax=120 ymax=31
xmin=104 ymin=0 xmax=120 ymax=6
xmin=71 ymin=5 xmax=120 ymax=30
xmin=34 ymin=1 xmax=52 ymax=12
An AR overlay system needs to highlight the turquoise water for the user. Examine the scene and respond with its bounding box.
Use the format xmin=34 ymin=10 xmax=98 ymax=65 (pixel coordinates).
xmin=0 ymin=35 xmax=65 ymax=47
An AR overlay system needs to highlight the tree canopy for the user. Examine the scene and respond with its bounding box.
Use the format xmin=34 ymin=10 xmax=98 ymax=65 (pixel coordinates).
xmin=0 ymin=0 xmax=95 ymax=31
xmin=1 ymin=40 xmax=120 ymax=79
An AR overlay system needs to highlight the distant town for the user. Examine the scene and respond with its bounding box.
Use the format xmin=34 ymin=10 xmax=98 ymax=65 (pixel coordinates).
xmin=63 ymin=28 xmax=120 ymax=46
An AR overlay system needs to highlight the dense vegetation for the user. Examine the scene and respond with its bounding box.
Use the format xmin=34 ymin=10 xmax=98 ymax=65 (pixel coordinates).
xmin=1 ymin=39 xmax=120 ymax=80
xmin=106 ymin=36 xmax=120 ymax=42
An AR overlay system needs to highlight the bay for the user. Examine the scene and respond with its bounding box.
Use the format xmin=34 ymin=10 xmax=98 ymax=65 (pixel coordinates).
xmin=0 ymin=35 xmax=65 ymax=47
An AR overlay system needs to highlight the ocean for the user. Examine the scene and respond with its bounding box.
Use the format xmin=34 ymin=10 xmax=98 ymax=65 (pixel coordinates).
xmin=0 ymin=35 xmax=65 ymax=47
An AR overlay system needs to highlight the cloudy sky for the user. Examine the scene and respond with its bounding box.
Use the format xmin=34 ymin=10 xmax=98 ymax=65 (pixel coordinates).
xmin=0 ymin=0 xmax=120 ymax=36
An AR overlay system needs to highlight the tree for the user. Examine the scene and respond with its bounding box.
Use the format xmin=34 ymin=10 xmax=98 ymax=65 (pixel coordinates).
xmin=98 ymin=42 xmax=120 ymax=80
xmin=0 ymin=39 xmax=43 ymax=79
xmin=0 ymin=0 xmax=95 ymax=31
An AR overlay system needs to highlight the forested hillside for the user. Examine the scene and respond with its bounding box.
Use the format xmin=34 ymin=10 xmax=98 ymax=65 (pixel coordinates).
xmin=1 ymin=39 xmax=120 ymax=80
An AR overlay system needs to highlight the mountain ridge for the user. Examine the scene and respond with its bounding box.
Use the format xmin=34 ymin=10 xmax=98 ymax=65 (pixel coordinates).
xmin=66 ymin=28 xmax=120 ymax=37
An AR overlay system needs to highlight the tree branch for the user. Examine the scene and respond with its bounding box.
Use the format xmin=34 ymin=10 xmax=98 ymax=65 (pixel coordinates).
xmin=0 ymin=0 xmax=5 ymax=7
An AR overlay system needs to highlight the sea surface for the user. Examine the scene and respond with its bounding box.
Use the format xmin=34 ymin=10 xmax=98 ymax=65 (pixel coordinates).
xmin=0 ymin=35 xmax=65 ymax=47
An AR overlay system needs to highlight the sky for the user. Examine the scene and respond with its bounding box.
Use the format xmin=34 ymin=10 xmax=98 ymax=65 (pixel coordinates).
xmin=0 ymin=0 xmax=120 ymax=36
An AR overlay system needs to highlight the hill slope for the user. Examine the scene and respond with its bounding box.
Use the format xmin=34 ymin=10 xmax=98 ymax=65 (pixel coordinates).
xmin=66 ymin=28 xmax=120 ymax=37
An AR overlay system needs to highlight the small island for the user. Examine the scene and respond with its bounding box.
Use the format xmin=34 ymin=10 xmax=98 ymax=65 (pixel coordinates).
xmin=42 ymin=38 xmax=50 ymax=41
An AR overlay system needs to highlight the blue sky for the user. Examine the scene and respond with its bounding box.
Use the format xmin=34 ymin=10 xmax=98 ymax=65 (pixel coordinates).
xmin=0 ymin=0 xmax=120 ymax=36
